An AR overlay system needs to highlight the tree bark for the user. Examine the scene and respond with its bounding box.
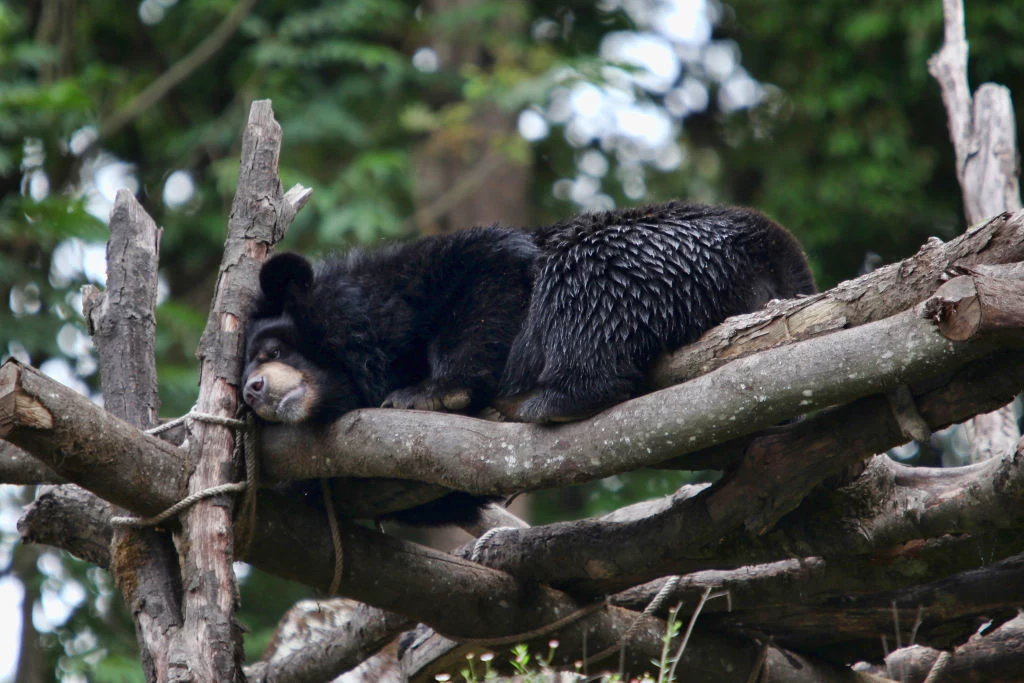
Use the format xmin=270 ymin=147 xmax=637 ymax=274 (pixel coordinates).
xmin=163 ymin=99 xmax=303 ymax=681
xmin=653 ymin=211 xmax=1024 ymax=387
xmin=929 ymin=0 xmax=1023 ymax=465
xmin=248 ymin=599 xmax=410 ymax=683
xmin=82 ymin=188 xmax=180 ymax=682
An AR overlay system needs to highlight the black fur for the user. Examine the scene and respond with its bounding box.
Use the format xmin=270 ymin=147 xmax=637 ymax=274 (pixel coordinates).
xmin=244 ymin=201 xmax=815 ymax=526
xmin=245 ymin=226 xmax=537 ymax=526
xmin=246 ymin=226 xmax=538 ymax=420
xmin=499 ymin=202 xmax=816 ymax=421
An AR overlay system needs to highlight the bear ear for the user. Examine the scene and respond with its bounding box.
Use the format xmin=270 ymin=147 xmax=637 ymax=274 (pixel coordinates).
xmin=259 ymin=253 xmax=314 ymax=309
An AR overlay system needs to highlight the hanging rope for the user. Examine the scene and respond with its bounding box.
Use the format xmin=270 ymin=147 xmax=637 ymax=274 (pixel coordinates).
xmin=110 ymin=409 xmax=257 ymax=534
xmin=319 ymin=478 xmax=345 ymax=595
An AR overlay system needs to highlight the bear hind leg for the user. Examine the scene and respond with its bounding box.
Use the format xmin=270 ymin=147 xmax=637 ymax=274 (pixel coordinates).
xmin=503 ymin=350 xmax=642 ymax=423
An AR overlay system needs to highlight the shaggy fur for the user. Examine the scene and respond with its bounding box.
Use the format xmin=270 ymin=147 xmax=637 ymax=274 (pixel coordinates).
xmin=243 ymin=201 xmax=815 ymax=526
xmin=499 ymin=202 xmax=816 ymax=421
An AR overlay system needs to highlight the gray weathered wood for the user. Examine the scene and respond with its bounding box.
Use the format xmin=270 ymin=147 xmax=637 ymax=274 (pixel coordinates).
xmin=929 ymin=0 xmax=1023 ymax=466
xmin=164 ymin=99 xmax=295 ymax=681
xmin=653 ymin=211 xmax=1024 ymax=386
xmin=82 ymin=188 xmax=181 ymax=682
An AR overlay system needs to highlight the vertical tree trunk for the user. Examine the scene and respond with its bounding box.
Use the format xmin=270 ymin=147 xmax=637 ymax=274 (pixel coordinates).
xmin=165 ymin=99 xmax=300 ymax=682
xmin=82 ymin=189 xmax=181 ymax=681
xmin=929 ymin=0 xmax=1023 ymax=463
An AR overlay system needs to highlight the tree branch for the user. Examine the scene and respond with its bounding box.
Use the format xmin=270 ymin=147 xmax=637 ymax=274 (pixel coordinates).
xmin=928 ymin=0 xmax=1021 ymax=225
xmin=165 ymin=98 xmax=296 ymax=680
xmin=97 ymin=0 xmax=258 ymax=141
xmin=654 ymin=211 xmax=1024 ymax=386
xmin=256 ymin=269 xmax=1023 ymax=496
xmin=0 ymin=440 xmax=62 ymax=485
xmin=248 ymin=599 xmax=410 ymax=683
xmin=929 ymin=0 xmax=1022 ymax=466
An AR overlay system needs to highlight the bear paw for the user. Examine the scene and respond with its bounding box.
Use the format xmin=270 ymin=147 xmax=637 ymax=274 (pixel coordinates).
xmin=382 ymin=379 xmax=473 ymax=412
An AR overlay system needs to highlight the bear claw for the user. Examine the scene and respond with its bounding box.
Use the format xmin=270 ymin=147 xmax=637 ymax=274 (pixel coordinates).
xmin=382 ymin=383 xmax=473 ymax=412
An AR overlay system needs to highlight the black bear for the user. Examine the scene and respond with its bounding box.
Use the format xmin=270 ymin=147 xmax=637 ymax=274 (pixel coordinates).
xmin=243 ymin=226 xmax=538 ymax=424
xmin=498 ymin=202 xmax=815 ymax=421
xmin=243 ymin=201 xmax=815 ymax=525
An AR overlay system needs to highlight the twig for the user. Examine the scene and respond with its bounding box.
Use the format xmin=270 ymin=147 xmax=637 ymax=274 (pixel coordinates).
xmin=98 ymin=0 xmax=258 ymax=141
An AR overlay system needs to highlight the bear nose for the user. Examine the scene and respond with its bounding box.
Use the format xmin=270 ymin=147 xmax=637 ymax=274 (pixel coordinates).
xmin=244 ymin=375 xmax=266 ymax=406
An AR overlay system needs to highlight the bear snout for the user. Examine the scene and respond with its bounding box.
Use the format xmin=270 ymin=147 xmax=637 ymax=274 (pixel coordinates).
xmin=244 ymin=374 xmax=267 ymax=409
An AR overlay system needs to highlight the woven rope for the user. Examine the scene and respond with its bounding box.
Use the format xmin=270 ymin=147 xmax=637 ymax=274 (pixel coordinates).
xmin=111 ymin=409 xmax=255 ymax=529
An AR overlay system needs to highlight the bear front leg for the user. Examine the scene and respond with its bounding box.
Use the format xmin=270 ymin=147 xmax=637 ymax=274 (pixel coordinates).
xmin=381 ymin=377 xmax=475 ymax=412
xmin=381 ymin=317 xmax=522 ymax=413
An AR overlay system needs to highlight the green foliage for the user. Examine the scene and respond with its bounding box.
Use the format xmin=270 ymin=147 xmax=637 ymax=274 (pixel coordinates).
xmin=711 ymin=0 xmax=1024 ymax=286
xmin=531 ymin=469 xmax=715 ymax=525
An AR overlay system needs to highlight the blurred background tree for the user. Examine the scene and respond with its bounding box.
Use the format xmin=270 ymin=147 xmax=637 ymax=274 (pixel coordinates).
xmin=1 ymin=0 xmax=1022 ymax=679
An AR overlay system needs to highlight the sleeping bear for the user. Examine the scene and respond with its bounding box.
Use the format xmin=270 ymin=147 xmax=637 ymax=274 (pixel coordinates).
xmin=243 ymin=201 xmax=815 ymax=525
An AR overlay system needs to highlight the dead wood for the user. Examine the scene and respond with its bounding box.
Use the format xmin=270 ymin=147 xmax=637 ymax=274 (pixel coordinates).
xmin=166 ymin=98 xmax=304 ymax=681
xmin=82 ymin=187 xmax=180 ymax=682
xmin=930 ymin=0 xmax=1023 ymax=466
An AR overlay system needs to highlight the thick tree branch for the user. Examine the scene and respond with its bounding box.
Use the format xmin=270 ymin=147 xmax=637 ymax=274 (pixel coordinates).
xmin=19 ymin=485 xmax=113 ymax=569
xmin=256 ymin=270 xmax=1023 ymax=497
xmin=468 ymin=347 xmax=1024 ymax=593
xmin=166 ymin=98 xmax=297 ymax=681
xmin=82 ymin=189 xmax=162 ymax=427
xmin=653 ymin=211 xmax=1024 ymax=386
xmin=0 ymin=440 xmax=63 ymax=484
xmin=611 ymin=449 xmax=1024 ymax=658
xmin=928 ymin=0 xmax=1021 ymax=224
xmin=1 ymin=362 xmax=188 ymax=511
xmin=248 ymin=599 xmax=410 ymax=683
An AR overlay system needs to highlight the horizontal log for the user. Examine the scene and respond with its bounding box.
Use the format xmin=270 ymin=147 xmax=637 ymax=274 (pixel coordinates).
xmin=257 ymin=276 xmax=1022 ymax=495
xmin=467 ymin=347 xmax=1024 ymax=593
xmin=0 ymin=361 xmax=187 ymax=515
xmin=653 ymin=210 xmax=1024 ymax=385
